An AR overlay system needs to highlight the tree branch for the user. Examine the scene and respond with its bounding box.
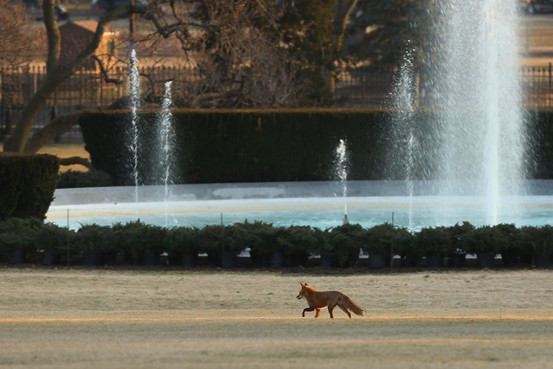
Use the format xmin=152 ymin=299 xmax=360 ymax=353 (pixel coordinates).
xmin=59 ymin=156 xmax=92 ymax=169
xmin=44 ymin=0 xmax=61 ymax=73
xmin=24 ymin=112 xmax=81 ymax=154
xmin=91 ymin=55 xmax=123 ymax=85
xmin=190 ymin=90 xmax=242 ymax=108
xmin=334 ymin=0 xmax=359 ymax=51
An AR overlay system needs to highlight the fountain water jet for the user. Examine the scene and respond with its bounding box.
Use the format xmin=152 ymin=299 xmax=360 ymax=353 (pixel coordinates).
xmin=159 ymin=81 xmax=175 ymax=227
xmin=433 ymin=0 xmax=525 ymax=225
xmin=391 ymin=47 xmax=417 ymax=228
xmin=334 ymin=139 xmax=349 ymax=224
xmin=129 ymin=49 xmax=140 ymax=203
xmin=391 ymin=0 xmax=526 ymax=227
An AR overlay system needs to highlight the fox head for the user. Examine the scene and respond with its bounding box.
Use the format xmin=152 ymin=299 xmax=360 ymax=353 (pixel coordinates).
xmin=296 ymin=282 xmax=308 ymax=299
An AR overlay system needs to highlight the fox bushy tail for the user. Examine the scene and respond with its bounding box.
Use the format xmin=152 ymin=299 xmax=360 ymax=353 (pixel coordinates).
xmin=344 ymin=296 xmax=365 ymax=316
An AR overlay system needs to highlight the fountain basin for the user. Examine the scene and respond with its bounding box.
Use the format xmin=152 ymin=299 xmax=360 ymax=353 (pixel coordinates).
xmin=46 ymin=181 xmax=553 ymax=231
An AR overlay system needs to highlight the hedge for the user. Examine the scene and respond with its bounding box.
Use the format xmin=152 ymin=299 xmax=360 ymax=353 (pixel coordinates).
xmin=0 ymin=153 xmax=59 ymax=221
xmin=2 ymin=218 xmax=553 ymax=269
xmin=79 ymin=108 xmax=553 ymax=186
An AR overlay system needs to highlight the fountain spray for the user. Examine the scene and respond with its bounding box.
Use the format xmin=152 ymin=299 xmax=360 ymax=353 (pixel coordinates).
xmin=334 ymin=139 xmax=349 ymax=224
xmin=392 ymin=46 xmax=417 ymax=229
xmin=129 ymin=49 xmax=140 ymax=203
xmin=390 ymin=0 xmax=526 ymax=226
xmin=430 ymin=0 xmax=525 ymax=225
xmin=159 ymin=81 xmax=175 ymax=227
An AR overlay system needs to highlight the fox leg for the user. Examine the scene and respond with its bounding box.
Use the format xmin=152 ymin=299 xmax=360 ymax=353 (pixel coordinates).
xmin=328 ymin=303 xmax=335 ymax=318
xmin=314 ymin=308 xmax=321 ymax=318
xmin=302 ymin=307 xmax=315 ymax=317
xmin=338 ymin=302 xmax=352 ymax=318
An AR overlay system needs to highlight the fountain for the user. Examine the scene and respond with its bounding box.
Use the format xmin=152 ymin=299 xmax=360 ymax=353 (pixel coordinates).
xmin=434 ymin=0 xmax=525 ymax=224
xmin=45 ymin=1 xmax=548 ymax=232
xmin=391 ymin=0 xmax=526 ymax=226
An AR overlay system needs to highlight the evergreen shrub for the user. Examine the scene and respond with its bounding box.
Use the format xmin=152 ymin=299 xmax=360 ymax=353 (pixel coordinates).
xmin=0 ymin=153 xmax=58 ymax=220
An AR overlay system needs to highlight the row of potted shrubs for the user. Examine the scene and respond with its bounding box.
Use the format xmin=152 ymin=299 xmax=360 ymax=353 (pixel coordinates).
xmin=1 ymin=218 xmax=552 ymax=268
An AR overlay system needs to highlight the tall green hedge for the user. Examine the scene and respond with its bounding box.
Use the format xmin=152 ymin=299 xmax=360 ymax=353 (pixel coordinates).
xmin=527 ymin=110 xmax=553 ymax=179
xmin=79 ymin=108 xmax=553 ymax=185
xmin=0 ymin=153 xmax=59 ymax=221
xmin=79 ymin=108 xmax=418 ymax=185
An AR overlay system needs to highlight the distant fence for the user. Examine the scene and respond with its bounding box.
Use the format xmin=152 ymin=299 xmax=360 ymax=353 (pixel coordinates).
xmin=1 ymin=64 xmax=553 ymax=140
xmin=520 ymin=64 xmax=553 ymax=108
xmin=0 ymin=65 xmax=184 ymax=140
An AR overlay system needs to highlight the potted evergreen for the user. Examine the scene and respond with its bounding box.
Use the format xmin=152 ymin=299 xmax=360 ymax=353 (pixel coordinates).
xmin=521 ymin=225 xmax=553 ymax=268
xmin=416 ymin=226 xmax=451 ymax=268
xmin=222 ymin=224 xmax=247 ymax=268
xmin=165 ymin=226 xmax=198 ymax=267
xmin=235 ymin=221 xmax=275 ymax=267
xmin=461 ymin=224 xmax=517 ymax=268
xmin=363 ymin=223 xmax=411 ymax=269
xmin=113 ymin=221 xmax=166 ymax=266
xmin=446 ymin=222 xmax=474 ymax=267
xmin=324 ymin=223 xmax=364 ymax=268
xmin=37 ymin=222 xmax=74 ymax=265
xmin=0 ymin=218 xmax=42 ymax=264
xmin=495 ymin=223 xmax=521 ymax=267
xmin=198 ymin=224 xmax=246 ymax=268
xmin=284 ymin=225 xmax=320 ymax=267
xmin=76 ymin=224 xmax=117 ymax=266
xmin=461 ymin=226 xmax=495 ymax=268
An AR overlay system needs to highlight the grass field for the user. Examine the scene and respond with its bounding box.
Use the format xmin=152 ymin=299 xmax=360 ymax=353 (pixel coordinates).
xmin=1 ymin=269 xmax=553 ymax=368
xmin=36 ymin=143 xmax=90 ymax=173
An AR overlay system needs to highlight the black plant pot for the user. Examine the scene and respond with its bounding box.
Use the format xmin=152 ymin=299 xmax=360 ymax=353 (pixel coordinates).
xmin=179 ymin=251 xmax=197 ymax=267
xmin=501 ymin=250 xmax=520 ymax=267
xmin=10 ymin=248 xmax=26 ymax=264
xmin=341 ymin=249 xmax=360 ymax=268
xmin=249 ymin=249 xmax=270 ymax=268
xmin=320 ymin=254 xmax=336 ymax=268
xmin=426 ymin=253 xmax=443 ymax=268
xmin=42 ymin=250 xmax=59 ymax=266
xmin=288 ymin=251 xmax=309 ymax=267
xmin=270 ymin=250 xmax=285 ymax=268
xmin=534 ymin=253 xmax=551 ymax=268
xmin=83 ymin=252 xmax=104 ymax=266
xmin=449 ymin=253 xmax=466 ymax=268
xmin=142 ymin=250 xmax=159 ymax=266
xmin=222 ymin=251 xmax=235 ymax=268
xmin=400 ymin=255 xmax=421 ymax=267
xmin=477 ymin=252 xmax=495 ymax=269
xmin=368 ymin=254 xmax=386 ymax=269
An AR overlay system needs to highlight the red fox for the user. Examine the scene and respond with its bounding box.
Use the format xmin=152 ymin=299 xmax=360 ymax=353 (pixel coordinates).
xmin=296 ymin=282 xmax=365 ymax=318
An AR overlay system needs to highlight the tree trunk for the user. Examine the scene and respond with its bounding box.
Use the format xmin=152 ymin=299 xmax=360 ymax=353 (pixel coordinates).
xmin=4 ymin=73 xmax=65 ymax=153
xmin=24 ymin=113 xmax=81 ymax=154
xmin=2 ymin=1 xmax=134 ymax=153
xmin=327 ymin=0 xmax=358 ymax=98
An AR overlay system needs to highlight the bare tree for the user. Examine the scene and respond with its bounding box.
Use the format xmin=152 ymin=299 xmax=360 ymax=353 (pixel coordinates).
xmin=0 ymin=0 xmax=43 ymax=66
xmin=3 ymin=0 xmax=150 ymax=153
xmin=182 ymin=0 xmax=302 ymax=108
xmin=2 ymin=0 xmax=358 ymax=153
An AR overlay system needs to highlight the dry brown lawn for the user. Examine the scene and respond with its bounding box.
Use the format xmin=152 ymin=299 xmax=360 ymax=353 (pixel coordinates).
xmin=1 ymin=268 xmax=553 ymax=368
xmin=0 ymin=143 xmax=90 ymax=173
xmin=36 ymin=143 xmax=90 ymax=172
